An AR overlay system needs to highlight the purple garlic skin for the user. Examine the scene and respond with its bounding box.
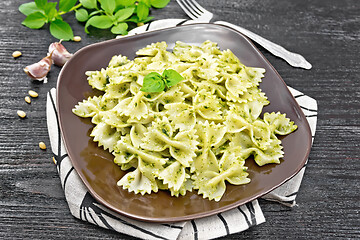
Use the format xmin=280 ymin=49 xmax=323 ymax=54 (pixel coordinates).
xmin=48 ymin=42 xmax=73 ymax=66
xmin=24 ymin=55 xmax=53 ymax=81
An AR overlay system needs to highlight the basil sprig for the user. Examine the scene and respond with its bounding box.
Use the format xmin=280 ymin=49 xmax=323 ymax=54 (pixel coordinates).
xmin=140 ymin=69 xmax=184 ymax=92
xmin=19 ymin=0 xmax=170 ymax=40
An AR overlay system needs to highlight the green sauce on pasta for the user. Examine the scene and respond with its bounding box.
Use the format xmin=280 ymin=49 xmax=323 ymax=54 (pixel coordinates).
xmin=72 ymin=41 xmax=297 ymax=201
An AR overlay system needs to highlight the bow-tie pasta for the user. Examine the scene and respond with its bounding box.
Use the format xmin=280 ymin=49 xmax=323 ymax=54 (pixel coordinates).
xmin=73 ymin=40 xmax=297 ymax=201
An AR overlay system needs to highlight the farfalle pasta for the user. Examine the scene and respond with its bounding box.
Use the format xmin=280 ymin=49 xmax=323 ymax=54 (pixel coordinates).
xmin=72 ymin=40 xmax=297 ymax=201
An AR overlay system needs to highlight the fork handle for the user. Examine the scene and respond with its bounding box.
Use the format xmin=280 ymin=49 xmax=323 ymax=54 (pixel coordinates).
xmin=215 ymin=21 xmax=312 ymax=69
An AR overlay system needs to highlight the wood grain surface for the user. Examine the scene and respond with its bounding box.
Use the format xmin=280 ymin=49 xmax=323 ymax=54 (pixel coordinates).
xmin=0 ymin=0 xmax=359 ymax=239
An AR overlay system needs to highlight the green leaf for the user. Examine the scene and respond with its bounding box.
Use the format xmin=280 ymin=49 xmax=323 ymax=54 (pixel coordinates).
xmin=136 ymin=2 xmax=149 ymax=21
xmin=111 ymin=22 xmax=128 ymax=34
xmin=114 ymin=7 xmax=135 ymax=22
xmin=163 ymin=69 xmax=184 ymax=87
xmin=19 ymin=2 xmax=42 ymax=16
xmin=59 ymin=0 xmax=78 ymax=12
xmin=141 ymin=0 xmax=151 ymax=8
xmin=150 ymin=0 xmax=170 ymax=8
xmin=49 ymin=19 xmax=74 ymax=40
xmin=99 ymin=0 xmax=116 ymax=14
xmin=80 ymin=0 xmax=97 ymax=9
xmin=44 ymin=2 xmax=58 ymax=21
xmin=89 ymin=9 xmax=104 ymax=17
xmin=141 ymin=72 xmax=165 ymax=92
xmin=55 ymin=15 xmax=64 ymax=21
xmin=75 ymin=8 xmax=89 ymax=22
xmin=125 ymin=15 xmax=140 ymax=23
xmin=22 ymin=12 xmax=47 ymax=29
xmin=35 ymin=0 xmax=48 ymax=10
xmin=116 ymin=0 xmax=136 ymax=7
xmin=84 ymin=19 xmax=91 ymax=33
xmin=87 ymin=15 xmax=113 ymax=29
xmin=141 ymin=16 xmax=154 ymax=23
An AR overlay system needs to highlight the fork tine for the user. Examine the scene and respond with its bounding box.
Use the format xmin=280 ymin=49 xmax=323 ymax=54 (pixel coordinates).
xmin=186 ymin=0 xmax=209 ymax=15
xmin=183 ymin=0 xmax=202 ymax=15
xmin=176 ymin=0 xmax=201 ymax=19
xmin=177 ymin=0 xmax=213 ymax=22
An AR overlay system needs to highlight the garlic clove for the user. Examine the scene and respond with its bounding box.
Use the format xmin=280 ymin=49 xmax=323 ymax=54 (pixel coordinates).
xmin=24 ymin=55 xmax=53 ymax=82
xmin=48 ymin=41 xmax=73 ymax=66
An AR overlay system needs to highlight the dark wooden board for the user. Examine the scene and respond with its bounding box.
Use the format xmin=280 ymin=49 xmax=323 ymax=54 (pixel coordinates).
xmin=0 ymin=0 xmax=359 ymax=239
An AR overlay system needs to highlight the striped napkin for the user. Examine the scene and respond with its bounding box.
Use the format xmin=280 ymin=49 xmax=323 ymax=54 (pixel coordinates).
xmin=46 ymin=19 xmax=317 ymax=240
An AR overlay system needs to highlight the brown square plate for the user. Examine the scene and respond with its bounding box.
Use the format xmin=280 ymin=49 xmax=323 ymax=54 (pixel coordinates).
xmin=57 ymin=23 xmax=312 ymax=223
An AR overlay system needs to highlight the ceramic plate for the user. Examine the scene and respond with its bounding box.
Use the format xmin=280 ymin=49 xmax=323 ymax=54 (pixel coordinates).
xmin=57 ymin=23 xmax=312 ymax=223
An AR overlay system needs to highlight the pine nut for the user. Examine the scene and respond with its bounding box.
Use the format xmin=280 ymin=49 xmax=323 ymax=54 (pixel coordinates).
xmin=25 ymin=96 xmax=31 ymax=104
xmin=28 ymin=90 xmax=38 ymax=98
xmin=39 ymin=142 xmax=46 ymax=150
xmin=17 ymin=110 xmax=26 ymax=118
xmin=73 ymin=36 xmax=81 ymax=42
xmin=12 ymin=51 xmax=22 ymax=58
xmin=137 ymin=22 xmax=144 ymax=27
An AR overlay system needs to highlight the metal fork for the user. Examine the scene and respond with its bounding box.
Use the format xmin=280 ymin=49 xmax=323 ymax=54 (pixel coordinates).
xmin=176 ymin=0 xmax=312 ymax=69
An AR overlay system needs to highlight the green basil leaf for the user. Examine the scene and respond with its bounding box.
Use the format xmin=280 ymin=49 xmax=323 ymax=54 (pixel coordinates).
xmin=116 ymin=0 xmax=136 ymax=7
xmin=19 ymin=2 xmax=42 ymax=16
xmin=99 ymin=0 xmax=116 ymax=14
xmin=84 ymin=18 xmax=92 ymax=33
xmin=124 ymin=13 xmax=153 ymax=23
xmin=150 ymin=0 xmax=170 ymax=8
xmin=59 ymin=0 xmax=78 ymax=12
xmin=49 ymin=19 xmax=74 ymax=40
xmin=56 ymin=15 xmax=64 ymax=21
xmin=89 ymin=10 xmax=104 ymax=17
xmin=75 ymin=8 xmax=89 ymax=22
xmin=114 ymin=7 xmax=135 ymax=22
xmin=141 ymin=72 xmax=165 ymax=92
xmin=35 ymin=0 xmax=47 ymax=10
xmin=141 ymin=0 xmax=151 ymax=8
xmin=124 ymin=15 xmax=140 ymax=23
xmin=111 ymin=22 xmax=128 ymax=34
xmin=141 ymin=16 xmax=154 ymax=23
xmin=22 ymin=12 xmax=47 ymax=29
xmin=80 ymin=0 xmax=97 ymax=9
xmin=163 ymin=69 xmax=184 ymax=88
xmin=136 ymin=2 xmax=149 ymax=21
xmin=44 ymin=2 xmax=58 ymax=21
xmin=87 ymin=15 xmax=113 ymax=29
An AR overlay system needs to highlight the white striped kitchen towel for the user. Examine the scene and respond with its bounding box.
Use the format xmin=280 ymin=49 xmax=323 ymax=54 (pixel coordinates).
xmin=46 ymin=86 xmax=317 ymax=240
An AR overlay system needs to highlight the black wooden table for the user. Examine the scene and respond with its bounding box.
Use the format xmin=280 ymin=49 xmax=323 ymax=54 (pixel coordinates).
xmin=1 ymin=0 xmax=359 ymax=239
